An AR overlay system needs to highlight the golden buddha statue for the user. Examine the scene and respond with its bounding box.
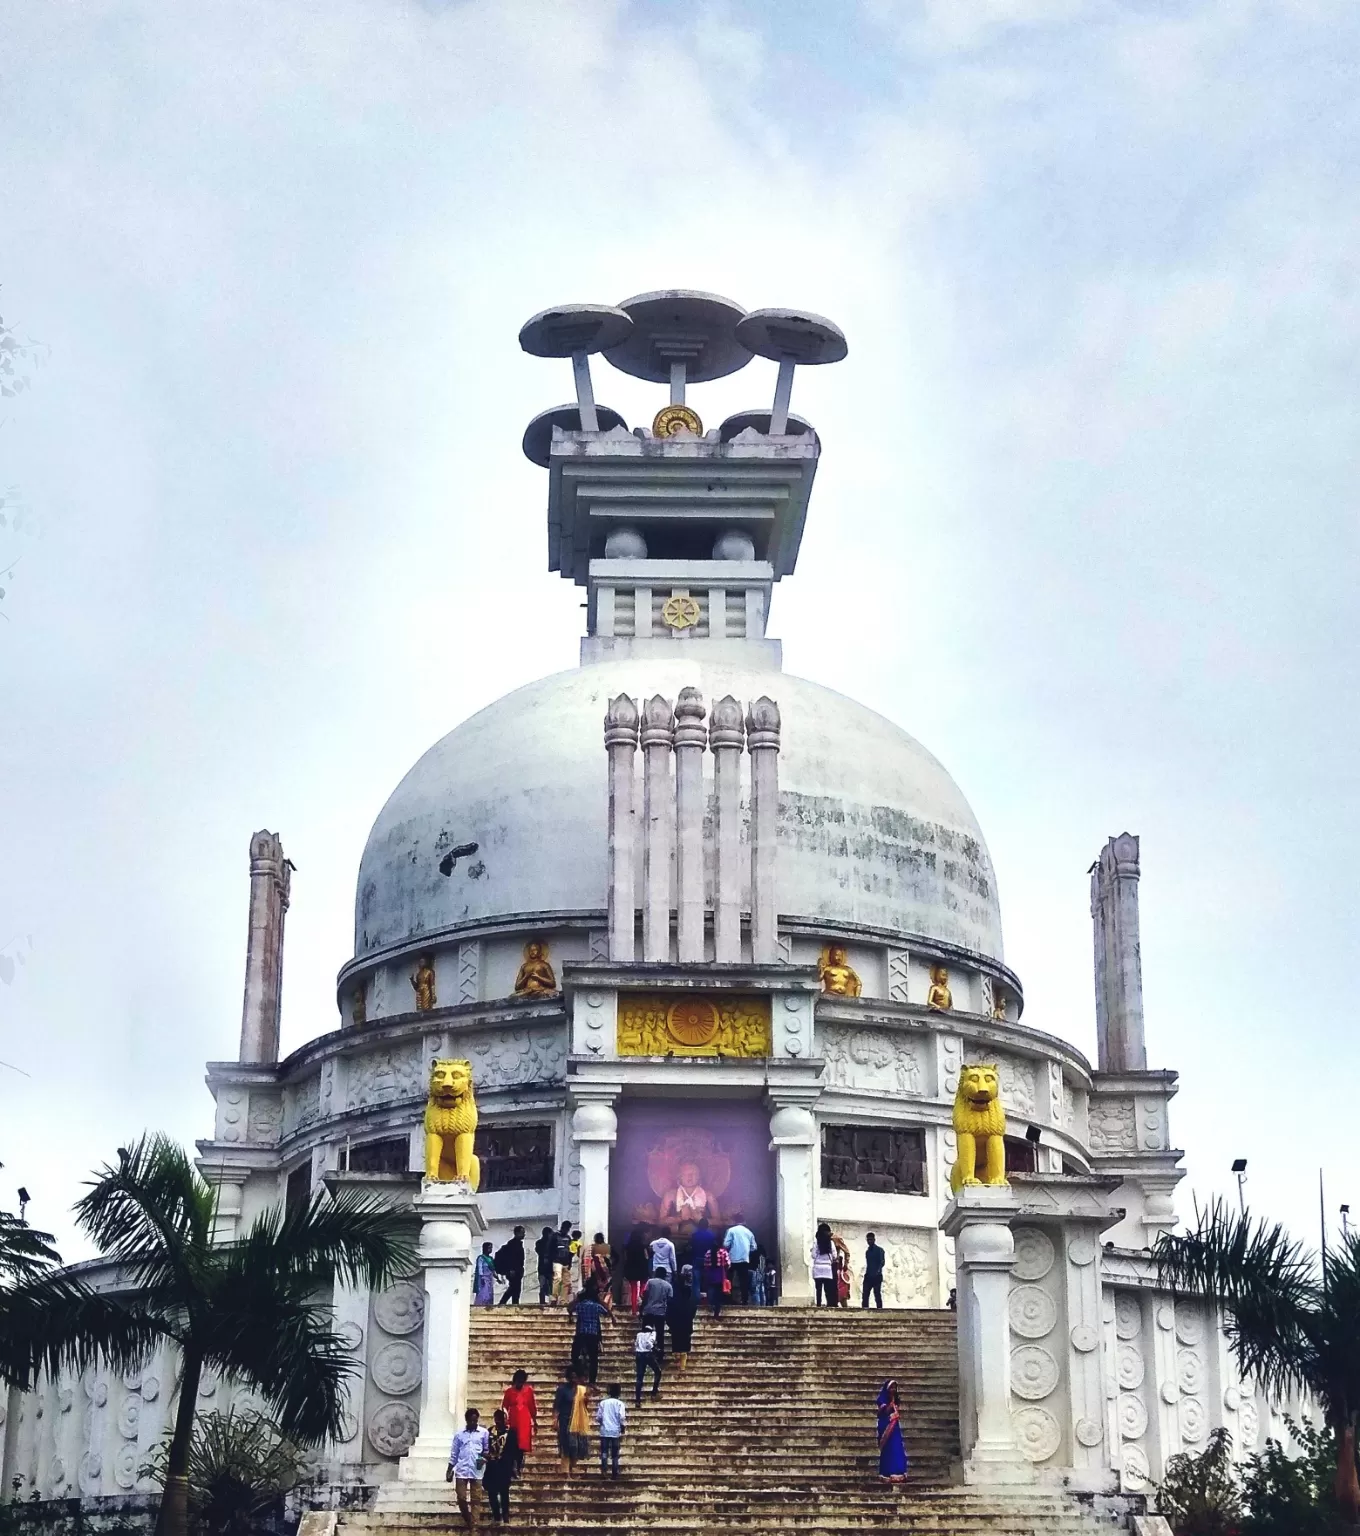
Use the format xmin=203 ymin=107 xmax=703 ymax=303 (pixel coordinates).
xmin=818 ymin=944 xmax=862 ymax=997
xmin=990 ymin=986 xmax=1007 ymax=1021
xmin=411 ymin=955 xmax=436 ymax=1013
xmin=513 ymin=940 xmax=557 ymax=996
xmin=351 ymin=980 xmax=366 ymax=1027
xmin=927 ymin=965 xmax=952 ymax=1011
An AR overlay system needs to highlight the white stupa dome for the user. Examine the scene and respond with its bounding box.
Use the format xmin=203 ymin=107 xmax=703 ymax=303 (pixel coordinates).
xmin=355 ymin=656 xmax=1003 ymax=963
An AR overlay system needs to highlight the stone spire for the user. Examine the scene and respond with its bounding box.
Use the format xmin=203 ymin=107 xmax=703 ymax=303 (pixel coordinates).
xmin=238 ymin=830 xmax=291 ymax=1064
xmin=1090 ymin=832 xmax=1146 ymax=1072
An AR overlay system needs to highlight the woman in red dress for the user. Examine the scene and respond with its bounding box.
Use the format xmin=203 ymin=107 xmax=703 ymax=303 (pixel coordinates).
xmin=501 ymin=1369 xmax=538 ymax=1475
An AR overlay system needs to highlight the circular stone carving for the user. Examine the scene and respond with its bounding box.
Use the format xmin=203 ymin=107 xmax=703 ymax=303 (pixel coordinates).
xmin=1008 ymin=1285 xmax=1057 ymax=1339
xmin=371 ymin=1340 xmax=423 ymax=1397
xmin=91 ymin=1380 xmax=108 ymax=1407
xmin=1114 ymin=1294 xmax=1142 ymax=1340
xmin=786 ymin=1036 xmax=803 ymax=1056
xmin=586 ymin=991 xmax=604 ymax=1008
xmin=368 ymin=1400 xmax=420 ymax=1458
xmin=1240 ymin=1400 xmax=1260 ymax=1445
xmin=337 ymin=1407 xmax=360 ymax=1444
xmin=1122 ymin=1444 xmax=1151 ymax=1488
xmin=1156 ymin=1304 xmax=1175 ymax=1331
xmin=198 ymin=1372 xmax=217 ymax=1399
xmin=783 ymin=994 xmax=800 ymax=1011
xmin=1076 ymin=1416 xmax=1104 ymax=1448
xmin=1180 ymin=1397 xmax=1207 ymax=1442
xmin=79 ymin=1452 xmax=102 ymax=1492
xmin=1067 ymin=1237 xmax=1096 ymax=1267
xmin=374 ymin=1281 xmax=426 ymax=1337
xmin=653 ymin=406 xmax=704 ymax=442
xmin=1070 ymin=1324 xmax=1099 ymax=1354
xmin=783 ymin=1015 xmax=800 ymax=1034
xmin=121 ymin=1369 xmax=141 ymax=1392
xmin=114 ymin=1444 xmax=138 ymax=1490
xmin=667 ymin=997 xmax=718 ymax=1046
xmin=58 ymin=1386 xmax=73 ymax=1414
xmin=1119 ymin=1393 xmax=1148 ymax=1440
xmin=118 ymin=1396 xmax=140 ymax=1439
xmin=140 ymin=1376 xmax=160 ymax=1403
xmin=660 ymin=591 xmax=702 ymax=629
xmin=1011 ymin=1345 xmax=1059 ymax=1401
xmin=1224 ymin=1386 xmax=1242 ymax=1412
xmin=1117 ymin=1343 xmax=1146 ymax=1390
xmin=1012 ymin=1406 xmax=1062 ymax=1463
xmin=339 ymin=1320 xmax=365 ymax=1352
xmin=51 ymin=1457 xmax=65 ymax=1486
xmin=1012 ymin=1228 xmax=1055 ymax=1281
xmin=1160 ymin=1380 xmax=1180 ymax=1405
xmin=1178 ymin=1349 xmax=1205 ymax=1395
xmin=1175 ymin=1304 xmax=1205 ymax=1346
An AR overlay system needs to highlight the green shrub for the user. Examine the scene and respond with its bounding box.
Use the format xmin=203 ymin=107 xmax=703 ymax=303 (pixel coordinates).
xmin=1158 ymin=1426 xmax=1244 ymax=1535
xmin=1240 ymin=1416 xmax=1349 ymax=1536
xmin=143 ymin=1408 xmax=304 ymax=1536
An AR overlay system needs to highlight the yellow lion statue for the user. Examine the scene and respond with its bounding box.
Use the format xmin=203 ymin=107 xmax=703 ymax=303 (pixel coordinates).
xmin=423 ymin=1058 xmax=480 ymax=1189
xmin=949 ymin=1063 xmax=1008 ymax=1193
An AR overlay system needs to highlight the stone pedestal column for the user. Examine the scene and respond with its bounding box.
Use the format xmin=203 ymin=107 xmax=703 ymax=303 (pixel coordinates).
xmin=768 ymin=1100 xmax=816 ymax=1306
xmin=570 ymin=1089 xmax=620 ymax=1243
xmin=1090 ymin=833 xmax=1147 ymax=1073
xmin=745 ymin=696 xmax=781 ymax=965
xmin=239 ymin=830 xmax=291 ymax=1064
xmin=941 ymin=1188 xmax=1030 ymax=1483
xmin=673 ymin=688 xmax=707 ymax=963
xmin=709 ymin=697 xmax=746 ymax=963
xmin=604 ymin=696 xmax=640 ymax=963
xmin=641 ymin=696 xmax=675 ymax=962
xmin=398 ymin=1181 xmax=486 ymax=1484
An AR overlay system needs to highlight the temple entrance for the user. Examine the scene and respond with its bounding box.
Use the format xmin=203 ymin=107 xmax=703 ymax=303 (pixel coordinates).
xmin=609 ymin=1098 xmax=777 ymax=1273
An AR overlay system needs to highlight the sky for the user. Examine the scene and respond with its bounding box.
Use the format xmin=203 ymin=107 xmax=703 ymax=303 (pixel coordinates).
xmin=1 ymin=0 xmax=1356 ymax=1260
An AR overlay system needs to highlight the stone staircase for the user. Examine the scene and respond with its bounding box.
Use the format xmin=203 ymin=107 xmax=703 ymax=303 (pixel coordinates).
xmin=344 ymin=1305 xmax=1133 ymax=1534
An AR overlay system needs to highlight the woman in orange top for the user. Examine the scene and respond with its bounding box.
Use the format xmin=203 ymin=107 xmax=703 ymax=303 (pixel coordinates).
xmin=501 ymin=1369 xmax=538 ymax=1475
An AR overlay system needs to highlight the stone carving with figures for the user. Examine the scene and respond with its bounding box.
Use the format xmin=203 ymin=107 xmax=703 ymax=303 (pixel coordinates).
xmin=949 ymin=1064 xmax=1007 ymax=1191
xmin=513 ymin=939 xmax=557 ymax=995
xmin=423 ymin=1058 xmax=480 ymax=1187
xmin=818 ymin=944 xmax=862 ymax=996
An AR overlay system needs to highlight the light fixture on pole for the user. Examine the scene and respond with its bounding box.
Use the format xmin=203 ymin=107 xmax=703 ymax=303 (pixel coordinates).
xmin=1343 ymin=1204 xmax=1351 ymax=1240
xmin=1231 ymin=1158 xmax=1247 ymax=1214
xmin=17 ymin=1187 xmax=30 ymax=1224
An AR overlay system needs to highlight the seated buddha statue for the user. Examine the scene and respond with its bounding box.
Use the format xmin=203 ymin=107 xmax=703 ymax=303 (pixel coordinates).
xmin=927 ymin=964 xmax=953 ymax=1011
xmin=513 ymin=940 xmax=557 ymax=996
xmin=660 ymin=1160 xmax=718 ymax=1226
xmin=818 ymin=944 xmax=862 ymax=997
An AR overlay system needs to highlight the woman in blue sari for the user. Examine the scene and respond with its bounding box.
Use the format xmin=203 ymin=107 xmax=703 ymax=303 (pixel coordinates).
xmin=877 ymin=1379 xmax=908 ymax=1483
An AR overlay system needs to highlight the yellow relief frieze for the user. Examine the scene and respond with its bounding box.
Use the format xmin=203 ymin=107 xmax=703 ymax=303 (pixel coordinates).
xmin=617 ymin=994 xmax=771 ymax=1057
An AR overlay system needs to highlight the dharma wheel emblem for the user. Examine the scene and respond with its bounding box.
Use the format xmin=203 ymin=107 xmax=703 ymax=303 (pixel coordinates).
xmin=661 ymin=594 xmax=701 ymax=631
xmin=667 ymin=997 xmax=718 ymax=1047
xmin=651 ymin=403 xmax=703 ymax=438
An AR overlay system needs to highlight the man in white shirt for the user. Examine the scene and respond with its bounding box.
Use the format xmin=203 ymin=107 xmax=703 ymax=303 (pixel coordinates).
xmin=722 ymin=1212 xmax=757 ymax=1304
xmin=648 ymin=1226 xmax=678 ymax=1280
xmin=595 ymin=1382 xmax=628 ymax=1478
xmin=633 ymin=1322 xmax=662 ymax=1405
xmin=448 ymin=1407 xmax=490 ymax=1533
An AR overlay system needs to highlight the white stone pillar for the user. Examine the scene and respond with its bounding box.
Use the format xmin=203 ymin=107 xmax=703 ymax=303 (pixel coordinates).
xmin=641 ymin=695 xmax=675 ymax=963
xmin=942 ymin=1189 xmax=1030 ymax=1483
xmin=673 ymin=687 xmax=707 ymax=963
xmin=571 ymin=1093 xmax=619 ymax=1243
xmin=238 ymin=830 xmax=291 ymax=1064
xmin=398 ymin=1182 xmax=486 ymax=1483
xmin=745 ymin=696 xmax=781 ymax=965
xmin=1090 ymin=833 xmax=1147 ymax=1072
xmin=604 ymin=695 xmax=639 ymax=963
xmin=768 ymin=1101 xmax=816 ymax=1306
xmin=709 ymin=696 xmax=746 ymax=964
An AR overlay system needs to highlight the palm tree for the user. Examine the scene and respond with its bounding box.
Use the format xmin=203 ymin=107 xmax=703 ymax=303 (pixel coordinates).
xmin=0 ymin=1209 xmax=60 ymax=1284
xmin=1154 ymin=1199 xmax=1360 ymax=1526
xmin=0 ymin=1135 xmax=416 ymax=1536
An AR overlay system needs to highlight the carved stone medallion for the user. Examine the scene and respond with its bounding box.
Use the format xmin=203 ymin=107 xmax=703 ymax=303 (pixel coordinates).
xmin=1011 ymin=1228 xmax=1055 ymax=1282
xmin=374 ymin=1281 xmax=425 ymax=1337
xmin=1010 ymin=1345 xmax=1059 ymax=1401
xmin=368 ymin=1401 xmax=420 ymax=1458
xmin=1008 ymin=1285 xmax=1057 ymax=1340
xmin=1119 ymin=1393 xmax=1148 ymax=1440
xmin=370 ymin=1340 xmax=423 ymax=1397
xmin=1012 ymin=1405 xmax=1061 ymax=1463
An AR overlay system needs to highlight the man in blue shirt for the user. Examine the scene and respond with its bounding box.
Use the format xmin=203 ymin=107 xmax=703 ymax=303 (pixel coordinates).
xmin=567 ymin=1286 xmax=611 ymax=1383
xmin=722 ymin=1212 xmax=757 ymax=1305
xmin=862 ymin=1231 xmax=886 ymax=1309
xmin=448 ymin=1406 xmax=489 ymax=1533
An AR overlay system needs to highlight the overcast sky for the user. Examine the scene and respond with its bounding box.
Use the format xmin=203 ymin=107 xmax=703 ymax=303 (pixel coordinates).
xmin=1 ymin=0 xmax=1356 ymax=1259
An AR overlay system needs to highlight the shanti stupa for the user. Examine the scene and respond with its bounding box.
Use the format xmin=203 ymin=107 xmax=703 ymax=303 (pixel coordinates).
xmin=2 ymin=291 xmax=1303 ymax=1522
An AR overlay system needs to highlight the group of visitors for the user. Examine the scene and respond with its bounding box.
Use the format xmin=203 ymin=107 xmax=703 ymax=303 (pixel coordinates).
xmin=810 ymin=1224 xmax=888 ymax=1308
xmin=622 ymin=1210 xmax=771 ymax=1312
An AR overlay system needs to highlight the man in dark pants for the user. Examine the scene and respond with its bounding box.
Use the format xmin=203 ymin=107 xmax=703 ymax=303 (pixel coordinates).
xmin=862 ymin=1230 xmax=886 ymax=1309
xmin=567 ymin=1287 xmax=609 ymax=1384
xmin=498 ymin=1225 xmax=526 ymax=1306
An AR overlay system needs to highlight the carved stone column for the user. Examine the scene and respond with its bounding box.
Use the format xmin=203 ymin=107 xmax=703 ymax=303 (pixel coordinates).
xmin=238 ymin=830 xmax=291 ymax=1064
xmin=941 ymin=1188 xmax=1030 ymax=1482
xmin=641 ymin=695 xmax=675 ymax=963
xmin=745 ymin=696 xmax=781 ymax=965
xmin=604 ymin=695 xmax=639 ymax=963
xmin=570 ymin=1089 xmax=620 ymax=1243
xmin=1090 ymin=833 xmax=1146 ymax=1072
xmin=768 ymin=1099 xmax=817 ymax=1306
xmin=709 ymin=696 xmax=746 ymax=963
xmin=673 ymin=687 xmax=707 ymax=963
xmin=398 ymin=1181 xmax=486 ymax=1484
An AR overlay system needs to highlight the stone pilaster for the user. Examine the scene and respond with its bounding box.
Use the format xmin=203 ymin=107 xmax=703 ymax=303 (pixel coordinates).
xmin=238 ymin=830 xmax=291 ymax=1064
xmin=604 ymin=695 xmax=639 ymax=963
xmin=709 ymin=696 xmax=746 ymax=963
xmin=745 ymin=696 xmax=781 ymax=965
xmin=767 ymin=1094 xmax=818 ymax=1305
xmin=1090 ymin=834 xmax=1146 ymax=1073
xmin=570 ymin=1085 xmax=621 ymax=1243
xmin=673 ymin=687 xmax=707 ymax=963
xmin=641 ymin=695 xmax=675 ymax=963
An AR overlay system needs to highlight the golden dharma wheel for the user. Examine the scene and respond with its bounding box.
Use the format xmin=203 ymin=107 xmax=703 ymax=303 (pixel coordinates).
xmin=661 ymin=594 xmax=701 ymax=631
xmin=652 ymin=403 xmax=703 ymax=438
xmin=667 ymin=997 xmax=718 ymax=1047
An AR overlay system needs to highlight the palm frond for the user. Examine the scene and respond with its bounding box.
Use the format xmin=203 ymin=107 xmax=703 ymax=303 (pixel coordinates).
xmin=0 ymin=1213 xmax=61 ymax=1285
xmin=1316 ymin=1230 xmax=1360 ymax=1422
xmin=1154 ymin=1198 xmax=1319 ymax=1405
xmin=74 ymin=1135 xmax=215 ymax=1289
xmin=0 ymin=1270 xmax=166 ymax=1388
xmin=228 ymin=1190 xmax=415 ymax=1294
